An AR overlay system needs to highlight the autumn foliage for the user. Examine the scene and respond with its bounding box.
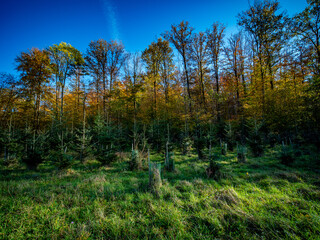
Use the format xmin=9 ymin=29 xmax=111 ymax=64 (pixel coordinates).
xmin=1 ymin=0 xmax=320 ymax=168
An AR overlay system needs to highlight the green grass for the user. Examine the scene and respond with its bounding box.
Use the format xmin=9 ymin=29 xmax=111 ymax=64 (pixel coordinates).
xmin=1 ymin=148 xmax=320 ymax=239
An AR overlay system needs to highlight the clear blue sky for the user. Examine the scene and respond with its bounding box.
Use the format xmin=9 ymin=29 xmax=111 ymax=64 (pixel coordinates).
xmin=0 ymin=0 xmax=307 ymax=74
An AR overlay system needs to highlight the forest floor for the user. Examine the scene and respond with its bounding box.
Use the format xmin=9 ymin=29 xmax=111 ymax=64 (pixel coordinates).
xmin=1 ymin=147 xmax=320 ymax=239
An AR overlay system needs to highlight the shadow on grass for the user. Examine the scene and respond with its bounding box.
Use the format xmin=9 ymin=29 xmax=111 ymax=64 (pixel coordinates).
xmin=1 ymin=149 xmax=319 ymax=201
xmin=0 ymin=168 xmax=54 ymax=181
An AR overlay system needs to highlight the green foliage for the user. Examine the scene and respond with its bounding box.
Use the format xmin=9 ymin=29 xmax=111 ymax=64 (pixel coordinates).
xmin=280 ymin=144 xmax=295 ymax=165
xmin=215 ymin=119 xmax=227 ymax=143
xmin=20 ymin=129 xmax=48 ymax=170
xmin=97 ymin=148 xmax=118 ymax=166
xmin=1 ymin=129 xmax=24 ymax=167
xmin=3 ymin=142 xmax=21 ymax=166
xmin=44 ymin=120 xmax=73 ymax=152
xmin=149 ymin=121 xmax=168 ymax=152
xmin=74 ymin=127 xmax=93 ymax=163
xmin=182 ymin=136 xmax=193 ymax=155
xmin=165 ymin=152 xmax=175 ymax=172
xmin=267 ymin=132 xmax=279 ymax=148
xmin=48 ymin=42 xmax=84 ymax=80
xmin=194 ymin=125 xmax=206 ymax=159
xmin=305 ymin=76 xmax=320 ymax=148
xmin=225 ymin=122 xmax=235 ymax=151
xmin=206 ymin=154 xmax=222 ymax=180
xmin=237 ymin=144 xmax=247 ymax=163
xmin=42 ymin=120 xmax=74 ymax=170
xmin=220 ymin=141 xmax=227 ymax=155
xmin=22 ymin=150 xmax=44 ymax=170
xmin=234 ymin=118 xmax=250 ymax=145
xmin=91 ymin=115 xmax=119 ymax=164
xmin=248 ymin=120 xmax=265 ymax=157
xmin=49 ymin=148 xmax=73 ymax=170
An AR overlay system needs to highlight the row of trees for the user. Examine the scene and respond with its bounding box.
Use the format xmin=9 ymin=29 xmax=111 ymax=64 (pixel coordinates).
xmin=1 ymin=0 xmax=319 ymax=168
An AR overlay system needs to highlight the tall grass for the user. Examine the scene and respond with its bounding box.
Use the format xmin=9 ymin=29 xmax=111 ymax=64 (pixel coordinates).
xmin=0 ymin=148 xmax=319 ymax=239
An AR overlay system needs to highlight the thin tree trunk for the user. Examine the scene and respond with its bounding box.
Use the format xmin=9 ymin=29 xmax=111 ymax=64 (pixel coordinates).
xmin=80 ymin=95 xmax=86 ymax=163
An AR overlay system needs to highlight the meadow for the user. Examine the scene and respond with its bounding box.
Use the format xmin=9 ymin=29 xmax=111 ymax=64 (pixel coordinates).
xmin=1 ymin=146 xmax=320 ymax=240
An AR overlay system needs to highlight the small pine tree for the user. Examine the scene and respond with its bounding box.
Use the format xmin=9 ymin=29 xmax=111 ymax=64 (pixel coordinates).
xmin=75 ymin=127 xmax=92 ymax=163
xmin=194 ymin=125 xmax=206 ymax=160
xmin=206 ymin=152 xmax=222 ymax=180
xmin=237 ymin=144 xmax=247 ymax=163
xmin=248 ymin=120 xmax=264 ymax=157
xmin=22 ymin=129 xmax=47 ymax=170
xmin=216 ymin=119 xmax=226 ymax=143
xmin=2 ymin=129 xmax=23 ymax=167
xmin=279 ymin=142 xmax=295 ymax=165
xmin=225 ymin=122 xmax=235 ymax=151
xmin=92 ymin=115 xmax=118 ymax=165
xmin=235 ymin=118 xmax=250 ymax=145
xmin=49 ymin=133 xmax=74 ymax=170
xmin=97 ymin=145 xmax=118 ymax=165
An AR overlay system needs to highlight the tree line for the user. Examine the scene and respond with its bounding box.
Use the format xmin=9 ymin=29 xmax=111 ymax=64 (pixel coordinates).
xmin=1 ymin=0 xmax=319 ymax=169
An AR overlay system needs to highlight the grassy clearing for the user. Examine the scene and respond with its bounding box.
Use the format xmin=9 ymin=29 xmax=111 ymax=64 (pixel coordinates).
xmin=1 ymin=148 xmax=320 ymax=239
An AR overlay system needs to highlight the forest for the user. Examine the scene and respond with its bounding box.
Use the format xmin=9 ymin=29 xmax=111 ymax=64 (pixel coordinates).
xmin=1 ymin=0 xmax=320 ymax=239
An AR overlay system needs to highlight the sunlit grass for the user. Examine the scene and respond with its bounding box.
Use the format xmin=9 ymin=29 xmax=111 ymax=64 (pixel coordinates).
xmin=1 ymin=147 xmax=320 ymax=239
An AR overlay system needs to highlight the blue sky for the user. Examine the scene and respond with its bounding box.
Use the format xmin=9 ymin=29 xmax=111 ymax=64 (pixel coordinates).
xmin=0 ymin=0 xmax=308 ymax=74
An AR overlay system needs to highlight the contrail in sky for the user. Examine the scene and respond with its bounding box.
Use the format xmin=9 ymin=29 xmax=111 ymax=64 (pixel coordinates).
xmin=100 ymin=0 xmax=120 ymax=40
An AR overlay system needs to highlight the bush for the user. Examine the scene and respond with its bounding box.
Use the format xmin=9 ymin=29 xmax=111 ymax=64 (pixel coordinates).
xmin=97 ymin=149 xmax=118 ymax=165
xmin=206 ymin=154 xmax=222 ymax=180
xmin=49 ymin=149 xmax=73 ymax=170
